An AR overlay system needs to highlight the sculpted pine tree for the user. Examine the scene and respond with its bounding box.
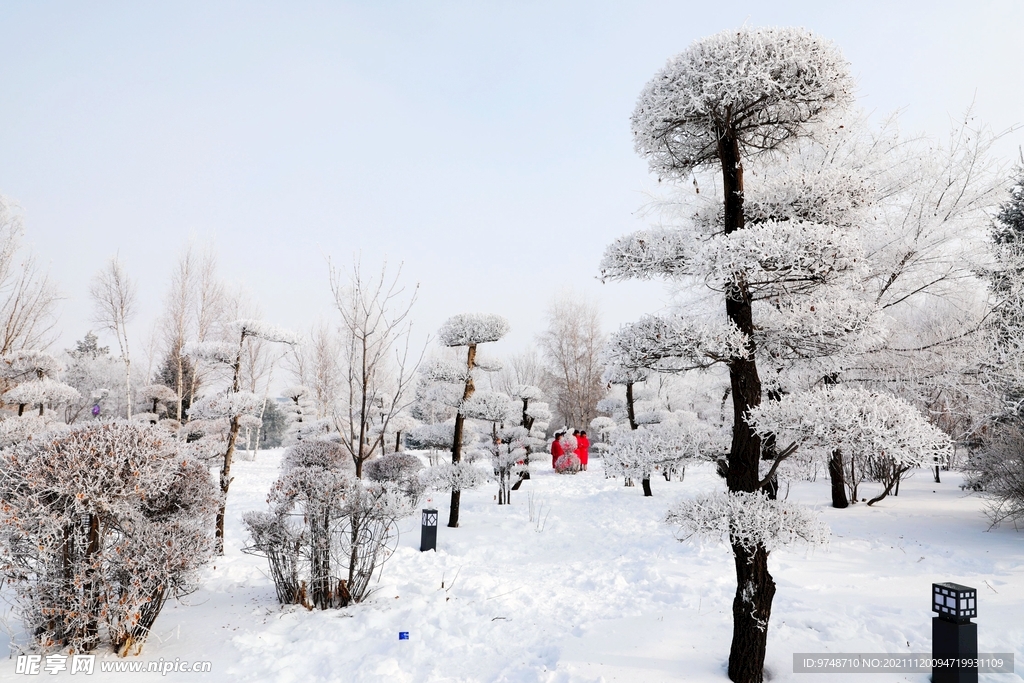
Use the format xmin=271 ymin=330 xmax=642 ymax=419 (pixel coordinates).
xmin=437 ymin=313 xmax=509 ymax=527
xmin=608 ymin=27 xmax=855 ymax=683
xmin=187 ymin=320 xmax=297 ymax=553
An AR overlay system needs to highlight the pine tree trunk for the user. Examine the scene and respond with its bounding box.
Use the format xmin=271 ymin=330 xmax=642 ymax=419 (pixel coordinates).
xmin=727 ymin=542 xmax=776 ymax=683
xmin=718 ymin=127 xmax=774 ymax=683
xmin=448 ymin=344 xmax=477 ymax=528
xmin=828 ymin=450 xmax=849 ymax=508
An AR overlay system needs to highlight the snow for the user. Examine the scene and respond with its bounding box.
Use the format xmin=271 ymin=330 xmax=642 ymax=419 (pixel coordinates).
xmin=0 ymin=449 xmax=1021 ymax=682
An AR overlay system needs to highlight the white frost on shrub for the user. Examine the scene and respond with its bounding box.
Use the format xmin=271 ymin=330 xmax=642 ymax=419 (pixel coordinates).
xmin=230 ymin=319 xmax=301 ymax=345
xmin=188 ymin=391 xmax=263 ymax=420
xmin=747 ymin=385 xmax=951 ymax=469
xmin=666 ymin=490 xmax=830 ymax=552
xmin=437 ymin=313 xmax=510 ymax=347
xmin=607 ymin=314 xmax=749 ymax=372
xmin=421 ymin=461 xmax=488 ymax=492
xmin=3 ymin=377 xmax=80 ymax=407
xmin=460 ymin=391 xmax=515 ymax=422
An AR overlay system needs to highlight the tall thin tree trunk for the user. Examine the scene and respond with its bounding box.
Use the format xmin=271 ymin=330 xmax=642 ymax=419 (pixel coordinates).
xmin=448 ymin=344 xmax=477 ymax=528
xmin=641 ymin=477 xmax=652 ymax=497
xmin=215 ymin=339 xmax=245 ymax=555
xmin=718 ymin=128 xmax=773 ymax=683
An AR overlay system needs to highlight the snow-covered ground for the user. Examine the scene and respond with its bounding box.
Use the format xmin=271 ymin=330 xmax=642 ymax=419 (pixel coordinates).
xmin=1 ymin=450 xmax=1022 ymax=682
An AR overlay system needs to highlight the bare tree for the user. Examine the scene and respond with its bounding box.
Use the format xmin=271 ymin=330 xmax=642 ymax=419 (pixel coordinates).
xmin=538 ymin=292 xmax=606 ymax=429
xmin=159 ymin=244 xmax=198 ymax=421
xmin=0 ymin=196 xmax=60 ymax=360
xmin=289 ymin=321 xmax=344 ymax=419
xmin=329 ymin=259 xmax=423 ymax=478
xmin=191 ymin=248 xmax=226 ymax=409
xmin=90 ymin=257 xmax=137 ymax=419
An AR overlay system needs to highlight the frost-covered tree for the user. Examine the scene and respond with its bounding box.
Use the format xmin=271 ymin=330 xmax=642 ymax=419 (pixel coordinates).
xmin=602 ymin=360 xmax=648 ymax=431
xmin=965 ymin=164 xmax=1024 ymax=525
xmin=243 ymin=439 xmax=412 ymax=609
xmin=62 ymin=333 xmax=129 ymax=423
xmin=1 ymin=350 xmax=79 ymax=419
xmin=436 ymin=313 xmax=509 ymax=527
xmin=507 ymin=383 xmax=551 ymax=475
xmin=461 ymin=390 xmax=523 ymax=504
xmin=0 ymin=421 xmax=217 ymax=655
xmin=280 ymin=385 xmax=326 ymax=444
xmin=90 ymin=257 xmax=137 ymax=419
xmin=186 ymin=319 xmax=297 ymax=553
xmin=329 ymin=260 xmax=422 ymax=478
xmin=748 ymin=386 xmax=950 ymax=506
xmin=137 ymin=384 xmax=177 ymax=423
xmin=608 ymin=27 xmax=856 ymax=682
xmin=539 ymin=292 xmax=606 ymax=428
xmin=0 ymin=196 xmax=60 ymax=356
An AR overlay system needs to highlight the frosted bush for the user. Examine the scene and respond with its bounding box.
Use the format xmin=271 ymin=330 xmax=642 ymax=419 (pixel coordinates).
xmin=666 ymin=490 xmax=830 ymax=553
xmin=437 ymin=313 xmax=510 ymax=347
xmin=422 ymin=461 xmax=489 ymax=492
xmin=364 ymin=452 xmax=425 ymax=503
xmin=0 ymin=421 xmax=217 ymax=655
xmin=554 ymin=452 xmax=581 ymax=474
xmin=244 ymin=440 xmax=412 ymax=610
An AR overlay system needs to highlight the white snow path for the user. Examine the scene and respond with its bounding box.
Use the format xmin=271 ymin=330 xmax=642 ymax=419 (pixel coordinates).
xmin=0 ymin=450 xmax=1021 ymax=682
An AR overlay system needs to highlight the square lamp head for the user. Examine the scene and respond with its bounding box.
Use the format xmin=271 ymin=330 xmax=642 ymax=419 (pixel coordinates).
xmin=932 ymin=582 xmax=976 ymax=623
xmin=421 ymin=509 xmax=438 ymax=528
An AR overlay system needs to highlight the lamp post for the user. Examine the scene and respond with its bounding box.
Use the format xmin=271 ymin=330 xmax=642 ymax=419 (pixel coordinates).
xmin=932 ymin=582 xmax=978 ymax=683
xmin=420 ymin=508 xmax=437 ymax=552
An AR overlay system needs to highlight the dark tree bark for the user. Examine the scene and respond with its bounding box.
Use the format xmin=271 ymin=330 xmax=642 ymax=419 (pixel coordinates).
xmin=727 ymin=543 xmax=776 ymax=683
xmin=828 ymin=450 xmax=849 ymax=508
xmin=447 ymin=344 xmax=477 ymax=528
xmin=625 ymin=381 xmax=638 ymax=430
xmin=718 ymin=127 xmax=775 ymax=683
xmin=641 ymin=477 xmax=653 ymax=497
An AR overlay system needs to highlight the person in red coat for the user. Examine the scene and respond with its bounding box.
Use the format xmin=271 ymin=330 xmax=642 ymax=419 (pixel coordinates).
xmin=551 ymin=431 xmax=565 ymax=468
xmin=575 ymin=430 xmax=590 ymax=471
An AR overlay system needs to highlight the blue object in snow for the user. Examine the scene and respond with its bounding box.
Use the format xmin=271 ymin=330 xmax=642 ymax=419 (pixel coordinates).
xmin=398 ymin=632 xmax=409 ymax=640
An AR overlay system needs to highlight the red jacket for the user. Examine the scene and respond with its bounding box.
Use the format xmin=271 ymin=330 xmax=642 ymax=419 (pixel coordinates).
xmin=551 ymin=439 xmax=564 ymax=467
xmin=575 ymin=435 xmax=590 ymax=465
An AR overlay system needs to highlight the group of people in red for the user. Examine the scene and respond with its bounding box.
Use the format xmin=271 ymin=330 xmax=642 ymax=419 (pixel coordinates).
xmin=550 ymin=429 xmax=589 ymax=472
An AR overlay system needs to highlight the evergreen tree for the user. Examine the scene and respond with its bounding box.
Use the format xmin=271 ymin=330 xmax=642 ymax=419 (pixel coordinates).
xmin=155 ymin=350 xmax=199 ymax=420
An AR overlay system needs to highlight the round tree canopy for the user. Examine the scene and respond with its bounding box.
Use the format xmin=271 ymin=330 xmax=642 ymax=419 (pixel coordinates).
xmin=632 ymin=26 xmax=854 ymax=179
xmin=437 ymin=313 xmax=509 ymax=347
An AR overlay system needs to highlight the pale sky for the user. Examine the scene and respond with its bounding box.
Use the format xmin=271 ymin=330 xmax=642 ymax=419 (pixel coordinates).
xmin=1 ymin=1 xmax=1021 ymax=366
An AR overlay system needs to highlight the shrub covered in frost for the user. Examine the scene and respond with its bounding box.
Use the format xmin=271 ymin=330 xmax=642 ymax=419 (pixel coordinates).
xmin=364 ymin=452 xmax=425 ymax=503
xmin=0 ymin=421 xmax=217 ymax=656
xmin=244 ymin=440 xmax=413 ymax=610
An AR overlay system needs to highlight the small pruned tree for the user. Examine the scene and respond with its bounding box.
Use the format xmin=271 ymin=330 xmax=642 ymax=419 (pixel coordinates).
xmin=436 ymin=313 xmax=509 ymax=527
xmin=0 ymin=421 xmax=217 ymax=656
xmin=1 ymin=350 xmax=79 ymax=418
xmin=243 ymin=439 xmax=412 ymax=609
xmin=186 ymin=319 xmax=298 ymax=553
